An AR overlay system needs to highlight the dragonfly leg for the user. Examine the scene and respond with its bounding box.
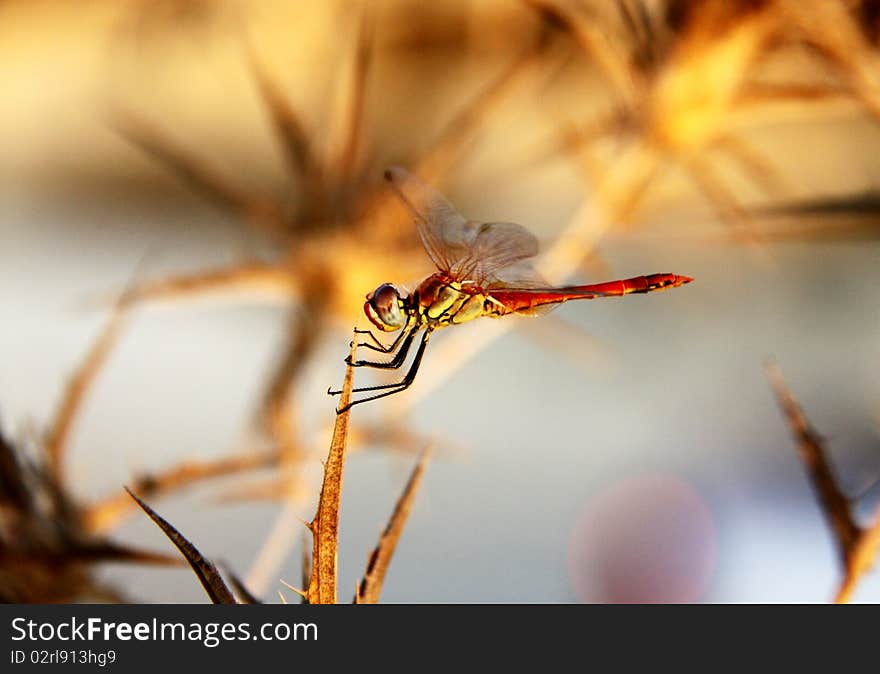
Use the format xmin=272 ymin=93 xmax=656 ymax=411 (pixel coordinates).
xmin=350 ymin=318 xmax=413 ymax=355
xmin=342 ymin=324 xmax=420 ymax=371
xmin=335 ymin=330 xmax=432 ymax=414
xmin=328 ymin=327 xmax=421 ymax=396
xmin=352 ymin=328 xmax=386 ymax=350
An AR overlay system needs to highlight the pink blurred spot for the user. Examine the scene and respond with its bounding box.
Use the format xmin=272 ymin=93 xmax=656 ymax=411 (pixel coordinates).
xmin=568 ymin=474 xmax=716 ymax=603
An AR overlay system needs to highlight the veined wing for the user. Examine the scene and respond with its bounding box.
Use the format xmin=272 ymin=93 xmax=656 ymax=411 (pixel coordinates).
xmin=451 ymin=221 xmax=538 ymax=284
xmin=384 ymin=167 xmax=539 ymax=282
xmin=485 ymin=262 xmax=557 ymax=316
xmin=384 ymin=166 xmax=467 ymax=273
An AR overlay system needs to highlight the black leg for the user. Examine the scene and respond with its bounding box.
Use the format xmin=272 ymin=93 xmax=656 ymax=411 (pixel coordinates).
xmin=327 ymin=326 xmax=419 ymax=396
xmin=352 ymin=328 xmax=387 ymax=350
xmin=328 ymin=326 xmax=422 ymax=396
xmin=335 ymin=330 xmax=432 ymax=414
xmin=349 ymin=318 xmax=412 ymax=356
xmin=341 ymin=324 xmax=421 ymax=373
xmin=345 ymin=318 xmax=415 ymax=354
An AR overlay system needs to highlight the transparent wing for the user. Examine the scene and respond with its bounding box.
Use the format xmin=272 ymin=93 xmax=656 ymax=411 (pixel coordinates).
xmin=485 ymin=260 xmax=549 ymax=289
xmin=384 ymin=166 xmax=467 ymax=273
xmin=384 ymin=167 xmax=540 ymax=281
xmin=486 ymin=262 xmax=557 ymax=316
xmin=452 ymin=221 xmax=540 ymax=284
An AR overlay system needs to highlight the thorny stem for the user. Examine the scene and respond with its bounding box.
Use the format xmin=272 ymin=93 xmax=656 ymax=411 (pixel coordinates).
xmin=767 ymin=362 xmax=880 ymax=603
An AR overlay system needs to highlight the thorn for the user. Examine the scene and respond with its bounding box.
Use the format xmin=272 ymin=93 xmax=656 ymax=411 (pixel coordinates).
xmin=280 ymin=579 xmax=308 ymax=599
xmin=277 ymin=590 xmax=288 ymax=604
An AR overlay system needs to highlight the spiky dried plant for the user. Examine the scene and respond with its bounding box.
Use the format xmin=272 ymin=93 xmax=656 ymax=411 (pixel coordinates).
xmin=0 ymin=418 xmax=181 ymax=602
xmin=127 ymin=342 xmax=431 ymax=605
xmin=527 ymin=0 xmax=880 ymax=242
xmin=768 ymin=362 xmax=880 ymax=603
xmin=0 ymin=277 xmax=288 ymax=601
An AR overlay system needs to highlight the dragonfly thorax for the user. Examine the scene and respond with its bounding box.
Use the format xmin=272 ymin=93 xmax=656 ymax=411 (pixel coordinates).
xmin=365 ymin=283 xmax=407 ymax=332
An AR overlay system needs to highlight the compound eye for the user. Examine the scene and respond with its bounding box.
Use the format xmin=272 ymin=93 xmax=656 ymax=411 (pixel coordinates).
xmin=366 ymin=283 xmax=404 ymax=330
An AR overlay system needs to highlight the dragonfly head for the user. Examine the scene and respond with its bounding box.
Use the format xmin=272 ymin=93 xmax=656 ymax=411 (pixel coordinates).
xmin=365 ymin=283 xmax=406 ymax=332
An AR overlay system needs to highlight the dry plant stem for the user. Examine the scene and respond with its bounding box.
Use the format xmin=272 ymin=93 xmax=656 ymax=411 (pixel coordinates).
xmin=220 ymin=563 xmax=261 ymax=604
xmin=306 ymin=336 xmax=357 ymax=604
xmin=525 ymin=0 xmax=638 ymax=105
xmin=746 ymin=192 xmax=880 ymax=242
xmin=300 ymin=530 xmax=311 ymax=605
xmin=713 ymin=133 xmax=792 ymax=199
xmin=335 ymin=3 xmax=373 ymax=181
xmin=838 ymin=507 xmax=880 ymax=603
xmin=0 ymin=543 xmax=181 ymax=568
xmin=766 ymin=363 xmax=880 ymax=603
xmin=246 ymin=48 xmax=319 ymax=187
xmin=45 ymin=297 xmax=131 ymax=486
xmin=112 ymin=112 xmax=286 ymax=237
xmin=685 ymin=154 xmax=765 ymax=252
xmin=84 ymin=448 xmax=281 ymax=534
xmin=412 ymin=35 xmax=550 ymax=184
xmin=126 ymin=263 xmax=297 ymax=305
xmin=125 ymin=488 xmax=237 ymax=604
xmin=355 ymin=447 xmax=431 ymax=604
xmin=260 ymin=303 xmax=320 ymax=460
xmin=767 ymin=364 xmax=860 ymax=557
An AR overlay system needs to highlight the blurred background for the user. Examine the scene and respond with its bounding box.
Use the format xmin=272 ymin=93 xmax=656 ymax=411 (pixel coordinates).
xmin=1 ymin=0 xmax=879 ymax=603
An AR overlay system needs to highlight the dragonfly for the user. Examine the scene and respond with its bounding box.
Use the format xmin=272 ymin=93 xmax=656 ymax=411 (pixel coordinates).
xmin=330 ymin=167 xmax=692 ymax=413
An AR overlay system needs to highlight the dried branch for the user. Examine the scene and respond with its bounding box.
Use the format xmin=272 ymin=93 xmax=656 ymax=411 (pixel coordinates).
xmin=524 ymin=0 xmax=640 ymax=105
xmin=85 ymin=448 xmax=281 ymax=533
xmin=415 ymin=37 xmax=547 ymax=183
xmin=110 ymin=110 xmax=285 ymax=235
xmin=713 ymin=133 xmax=791 ymax=199
xmin=747 ymin=192 xmax=880 ymax=242
xmin=259 ymin=303 xmax=321 ymax=460
xmin=125 ymin=488 xmax=237 ymax=604
xmin=767 ymin=362 xmax=880 ymax=603
xmin=220 ymin=563 xmax=261 ymax=604
xmin=44 ymin=293 xmax=131 ymax=486
xmin=336 ymin=3 xmax=375 ymax=181
xmin=306 ymin=336 xmax=357 ymax=604
xmin=300 ymin=529 xmax=311 ymax=605
xmin=355 ymin=447 xmax=431 ymax=604
xmin=837 ymin=504 xmax=880 ymax=603
xmin=246 ymin=48 xmax=321 ymax=196
xmin=122 ymin=262 xmax=298 ymax=305
xmin=767 ymin=363 xmax=860 ymax=559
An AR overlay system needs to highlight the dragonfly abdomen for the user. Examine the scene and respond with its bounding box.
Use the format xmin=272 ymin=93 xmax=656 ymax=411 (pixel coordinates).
xmin=487 ymin=273 xmax=694 ymax=314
